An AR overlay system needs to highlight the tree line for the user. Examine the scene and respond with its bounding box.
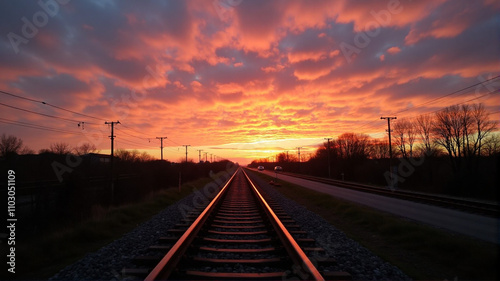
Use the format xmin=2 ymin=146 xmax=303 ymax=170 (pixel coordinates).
xmin=250 ymin=103 xmax=499 ymax=199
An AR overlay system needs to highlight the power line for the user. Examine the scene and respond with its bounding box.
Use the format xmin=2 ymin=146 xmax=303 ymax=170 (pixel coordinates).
xmin=0 ymin=90 xmax=190 ymax=150
xmin=114 ymin=138 xmax=158 ymax=150
xmin=112 ymin=134 xmax=160 ymax=149
xmin=115 ymin=127 xmax=151 ymax=141
xmin=0 ymin=89 xmax=105 ymax=121
xmin=118 ymin=123 xmax=185 ymax=148
xmin=0 ymin=118 xmax=84 ymax=136
xmin=0 ymin=102 xmax=99 ymax=125
xmin=353 ymin=76 xmax=500 ymax=134
xmin=389 ymin=75 xmax=500 ymax=116
xmin=167 ymin=137 xmax=182 ymax=146
xmin=119 ymin=123 xmax=151 ymax=136
xmin=400 ymin=87 xmax=499 ymax=121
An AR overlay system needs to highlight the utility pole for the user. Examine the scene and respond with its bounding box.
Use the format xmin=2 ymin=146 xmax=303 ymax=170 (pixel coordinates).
xmin=204 ymin=152 xmax=208 ymax=162
xmin=285 ymin=150 xmax=289 ymax=161
xmin=210 ymin=153 xmax=213 ymax=163
xmin=182 ymin=145 xmax=191 ymax=162
xmin=197 ymin=149 xmax=203 ymax=163
xmin=156 ymin=136 xmax=167 ymax=160
xmin=381 ymin=116 xmax=397 ymax=186
xmin=324 ymin=137 xmax=333 ymax=178
xmin=105 ymin=121 xmax=120 ymax=160
xmin=105 ymin=121 xmax=120 ymax=204
xmin=296 ymin=147 xmax=303 ymax=162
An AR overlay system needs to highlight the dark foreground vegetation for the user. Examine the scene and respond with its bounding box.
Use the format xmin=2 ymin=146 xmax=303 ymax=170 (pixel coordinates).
xmin=0 ymin=148 xmax=234 ymax=236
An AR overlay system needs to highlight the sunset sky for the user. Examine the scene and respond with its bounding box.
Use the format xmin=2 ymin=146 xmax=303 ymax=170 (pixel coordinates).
xmin=1 ymin=0 xmax=499 ymax=164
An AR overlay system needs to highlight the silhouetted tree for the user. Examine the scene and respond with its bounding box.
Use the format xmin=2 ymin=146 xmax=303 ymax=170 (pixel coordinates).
xmin=116 ymin=149 xmax=153 ymax=162
xmin=0 ymin=134 xmax=24 ymax=157
xmin=73 ymin=142 xmax=98 ymax=155
xmin=368 ymin=139 xmax=389 ymax=159
xmin=416 ymin=114 xmax=438 ymax=156
xmin=432 ymin=103 xmax=496 ymax=173
xmin=482 ymin=133 xmax=500 ymax=156
xmin=334 ymin=132 xmax=370 ymax=160
xmin=49 ymin=142 xmax=71 ymax=155
xmin=394 ymin=118 xmax=416 ymax=159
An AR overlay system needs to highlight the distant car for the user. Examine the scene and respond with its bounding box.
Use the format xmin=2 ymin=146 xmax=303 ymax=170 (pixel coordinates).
xmin=257 ymin=166 xmax=264 ymax=171
xmin=274 ymin=166 xmax=283 ymax=172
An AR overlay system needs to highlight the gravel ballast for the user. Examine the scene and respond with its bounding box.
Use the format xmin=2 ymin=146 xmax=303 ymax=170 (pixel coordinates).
xmin=50 ymin=169 xmax=411 ymax=280
xmin=49 ymin=189 xmax=202 ymax=281
xmin=246 ymin=170 xmax=411 ymax=281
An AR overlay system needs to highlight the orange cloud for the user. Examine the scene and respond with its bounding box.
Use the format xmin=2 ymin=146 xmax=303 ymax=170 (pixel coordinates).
xmin=387 ymin=46 xmax=401 ymax=54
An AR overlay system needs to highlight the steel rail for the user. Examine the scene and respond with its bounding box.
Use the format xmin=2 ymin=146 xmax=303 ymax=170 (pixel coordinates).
xmin=274 ymin=170 xmax=499 ymax=217
xmin=144 ymin=169 xmax=238 ymax=281
xmin=241 ymin=169 xmax=325 ymax=281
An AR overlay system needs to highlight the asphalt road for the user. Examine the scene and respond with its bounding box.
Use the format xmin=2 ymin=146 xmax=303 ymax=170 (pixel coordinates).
xmin=258 ymin=169 xmax=499 ymax=244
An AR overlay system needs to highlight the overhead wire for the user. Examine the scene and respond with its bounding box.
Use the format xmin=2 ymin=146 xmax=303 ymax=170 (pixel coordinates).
xmin=0 ymin=89 xmax=105 ymax=121
xmin=353 ymin=76 xmax=500 ymax=136
xmin=398 ymin=87 xmax=499 ymax=121
xmin=0 ymin=90 xmax=186 ymax=152
xmin=0 ymin=117 xmax=84 ymax=136
xmin=388 ymin=75 xmax=500 ymax=116
xmin=0 ymin=102 xmax=99 ymax=125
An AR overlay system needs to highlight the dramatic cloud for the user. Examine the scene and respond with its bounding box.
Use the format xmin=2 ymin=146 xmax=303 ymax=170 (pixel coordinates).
xmin=1 ymin=0 xmax=499 ymax=164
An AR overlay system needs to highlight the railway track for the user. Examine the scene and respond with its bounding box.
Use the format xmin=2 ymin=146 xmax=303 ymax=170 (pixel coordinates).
xmin=123 ymin=168 xmax=350 ymax=280
xmin=273 ymin=170 xmax=500 ymax=217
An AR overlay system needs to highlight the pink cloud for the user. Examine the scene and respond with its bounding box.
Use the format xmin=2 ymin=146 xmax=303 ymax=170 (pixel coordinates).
xmin=387 ymin=46 xmax=401 ymax=54
xmin=336 ymin=0 xmax=446 ymax=32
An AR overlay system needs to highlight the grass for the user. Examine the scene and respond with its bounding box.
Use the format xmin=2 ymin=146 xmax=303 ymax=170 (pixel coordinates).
xmin=8 ymin=175 xmax=218 ymax=280
xmin=250 ymin=171 xmax=499 ymax=280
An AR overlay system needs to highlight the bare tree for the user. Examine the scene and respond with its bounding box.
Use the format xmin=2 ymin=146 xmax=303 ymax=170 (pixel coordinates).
xmin=482 ymin=133 xmax=500 ymax=156
xmin=416 ymin=114 xmax=437 ymax=156
xmin=432 ymin=103 xmax=496 ymax=173
xmin=471 ymin=103 xmax=497 ymax=156
xmin=74 ymin=143 xmax=98 ymax=156
xmin=49 ymin=142 xmax=72 ymax=155
xmin=140 ymin=151 xmax=154 ymax=161
xmin=0 ymin=134 xmax=24 ymax=157
xmin=276 ymin=152 xmax=289 ymax=163
xmin=334 ymin=132 xmax=370 ymax=160
xmin=393 ymin=118 xmax=416 ymax=159
xmin=115 ymin=149 xmax=153 ymax=162
xmin=20 ymin=146 xmax=35 ymax=154
xmin=368 ymin=139 xmax=390 ymax=159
